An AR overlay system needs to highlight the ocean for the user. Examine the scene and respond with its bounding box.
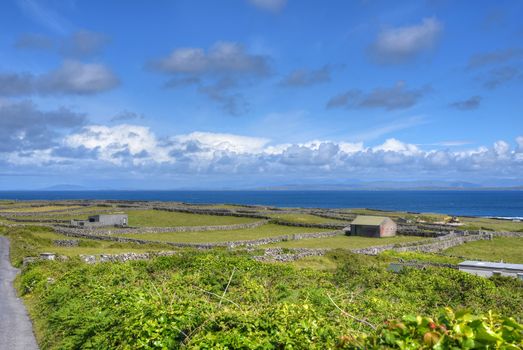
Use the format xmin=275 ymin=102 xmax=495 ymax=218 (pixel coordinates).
xmin=0 ymin=190 xmax=522 ymax=218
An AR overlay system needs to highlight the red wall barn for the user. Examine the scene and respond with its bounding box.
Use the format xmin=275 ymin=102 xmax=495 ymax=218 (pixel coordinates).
xmin=345 ymin=216 xmax=397 ymax=238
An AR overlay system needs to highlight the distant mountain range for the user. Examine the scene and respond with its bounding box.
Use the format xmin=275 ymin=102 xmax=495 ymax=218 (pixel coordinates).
xmin=252 ymin=181 xmax=523 ymax=191
xmin=30 ymin=181 xmax=523 ymax=191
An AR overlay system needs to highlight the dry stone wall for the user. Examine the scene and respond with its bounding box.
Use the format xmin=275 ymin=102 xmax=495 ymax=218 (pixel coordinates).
xmin=74 ymin=220 xmax=270 ymax=235
xmin=53 ymin=239 xmax=79 ymax=247
xmin=53 ymin=226 xmax=343 ymax=249
xmin=80 ymin=251 xmax=177 ymax=264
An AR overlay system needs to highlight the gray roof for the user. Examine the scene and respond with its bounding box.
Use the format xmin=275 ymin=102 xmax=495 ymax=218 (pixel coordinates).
xmin=350 ymin=215 xmax=391 ymax=226
xmin=458 ymin=260 xmax=523 ymax=271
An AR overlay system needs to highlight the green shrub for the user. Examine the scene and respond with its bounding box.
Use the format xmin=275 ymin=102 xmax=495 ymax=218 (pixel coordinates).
xmin=355 ymin=308 xmax=523 ymax=349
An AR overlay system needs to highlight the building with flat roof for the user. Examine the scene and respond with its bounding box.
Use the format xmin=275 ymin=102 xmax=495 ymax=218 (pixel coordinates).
xmin=345 ymin=215 xmax=397 ymax=238
xmin=458 ymin=260 xmax=523 ymax=280
xmin=71 ymin=214 xmax=128 ymax=228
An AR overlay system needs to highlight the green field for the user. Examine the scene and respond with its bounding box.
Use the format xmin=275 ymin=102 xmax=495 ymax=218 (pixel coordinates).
xmin=269 ymin=213 xmax=348 ymax=224
xmin=0 ymin=226 xmax=173 ymax=262
xmin=115 ymin=223 xmax=330 ymax=243
xmin=346 ymin=208 xmax=523 ymax=232
xmin=127 ymin=209 xmax=259 ymax=227
xmin=263 ymin=234 xmax=426 ymax=249
xmin=0 ymin=205 xmax=83 ymax=213
xmin=443 ymin=237 xmax=523 ymax=263
xmin=458 ymin=217 xmax=523 ymax=232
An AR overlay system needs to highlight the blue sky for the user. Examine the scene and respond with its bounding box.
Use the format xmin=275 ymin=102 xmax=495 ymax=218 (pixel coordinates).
xmin=0 ymin=0 xmax=522 ymax=189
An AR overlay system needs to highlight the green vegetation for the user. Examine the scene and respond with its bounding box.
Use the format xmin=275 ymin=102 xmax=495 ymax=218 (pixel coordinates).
xmin=269 ymin=213 xmax=348 ymax=224
xmin=459 ymin=217 xmax=523 ymax=232
xmin=263 ymin=234 xmax=426 ymax=249
xmin=380 ymin=251 xmax=461 ymax=265
xmin=0 ymin=205 xmax=82 ymax=213
xmin=443 ymin=237 xmax=523 ymax=263
xmin=116 ymin=223 xmax=329 ymax=243
xmin=0 ymin=226 xmax=173 ymax=264
xmin=349 ymin=208 xmax=523 ymax=232
xmin=2 ymin=201 xmax=523 ymax=348
xmin=127 ymin=209 xmax=258 ymax=227
xmin=360 ymin=308 xmax=522 ymax=349
xmin=18 ymin=250 xmax=523 ymax=349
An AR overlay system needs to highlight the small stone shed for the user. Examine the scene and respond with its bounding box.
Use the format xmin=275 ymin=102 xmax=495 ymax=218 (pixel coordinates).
xmin=71 ymin=214 xmax=128 ymax=228
xmin=345 ymin=215 xmax=397 ymax=238
xmin=458 ymin=261 xmax=523 ymax=280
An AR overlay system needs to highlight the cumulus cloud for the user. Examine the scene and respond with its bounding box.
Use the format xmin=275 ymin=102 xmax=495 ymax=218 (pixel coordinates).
xmin=0 ymin=60 xmax=119 ymax=96
xmin=39 ymin=60 xmax=119 ymax=94
xmin=64 ymin=124 xmax=170 ymax=165
xmin=5 ymin=123 xmax=522 ymax=182
xmin=248 ymin=0 xmax=287 ymax=12
xmin=0 ymin=100 xmax=85 ymax=152
xmin=370 ymin=17 xmax=442 ymax=64
xmin=279 ymin=65 xmax=332 ymax=87
xmin=150 ymin=42 xmax=270 ymax=77
xmin=0 ymin=73 xmax=35 ymax=96
xmin=173 ymin=132 xmax=269 ymax=154
xmin=326 ymin=81 xmax=430 ymax=110
xmin=449 ymin=96 xmax=482 ymax=110
xmin=150 ymin=41 xmax=270 ymax=115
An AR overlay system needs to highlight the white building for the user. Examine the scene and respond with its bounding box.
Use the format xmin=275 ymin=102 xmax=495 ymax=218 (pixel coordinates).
xmin=458 ymin=260 xmax=523 ymax=280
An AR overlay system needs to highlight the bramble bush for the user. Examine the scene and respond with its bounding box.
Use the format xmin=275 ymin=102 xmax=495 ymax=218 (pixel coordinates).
xmin=355 ymin=308 xmax=522 ymax=349
xmin=18 ymin=250 xmax=523 ymax=349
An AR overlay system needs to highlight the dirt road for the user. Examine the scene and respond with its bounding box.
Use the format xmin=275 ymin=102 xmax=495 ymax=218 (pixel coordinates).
xmin=0 ymin=236 xmax=39 ymax=350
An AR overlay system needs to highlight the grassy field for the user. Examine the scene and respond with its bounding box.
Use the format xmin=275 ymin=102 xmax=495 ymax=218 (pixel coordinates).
xmin=115 ymin=224 xmax=330 ymax=243
xmin=0 ymin=226 xmax=173 ymax=261
xmin=127 ymin=209 xmax=259 ymax=227
xmin=443 ymin=237 xmax=523 ymax=263
xmin=263 ymin=234 xmax=426 ymax=249
xmin=0 ymin=205 xmax=83 ymax=213
xmin=269 ymin=213 xmax=348 ymax=224
xmin=346 ymin=208 xmax=523 ymax=232
xmin=458 ymin=217 xmax=523 ymax=232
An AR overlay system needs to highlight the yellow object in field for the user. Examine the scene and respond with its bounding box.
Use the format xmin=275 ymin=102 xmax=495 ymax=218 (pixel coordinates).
xmin=444 ymin=216 xmax=460 ymax=224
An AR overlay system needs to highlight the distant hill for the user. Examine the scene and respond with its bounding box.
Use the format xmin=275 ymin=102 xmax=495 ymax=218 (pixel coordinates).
xmin=253 ymin=181 xmax=523 ymax=191
xmin=39 ymin=184 xmax=90 ymax=191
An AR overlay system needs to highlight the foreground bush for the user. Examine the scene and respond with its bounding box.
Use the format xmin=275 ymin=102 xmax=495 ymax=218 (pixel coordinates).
xmin=18 ymin=250 xmax=523 ymax=349
xmin=356 ymin=308 xmax=522 ymax=349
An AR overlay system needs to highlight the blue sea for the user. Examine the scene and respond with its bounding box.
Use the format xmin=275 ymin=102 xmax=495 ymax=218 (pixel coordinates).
xmin=0 ymin=190 xmax=522 ymax=218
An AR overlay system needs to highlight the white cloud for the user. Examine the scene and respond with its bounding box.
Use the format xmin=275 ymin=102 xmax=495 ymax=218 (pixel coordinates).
xmin=373 ymin=138 xmax=420 ymax=155
xmin=39 ymin=60 xmax=119 ymax=95
xmin=151 ymin=42 xmax=269 ymax=77
xmin=173 ymin=132 xmax=269 ymax=154
xmin=371 ymin=17 xmax=442 ymax=63
xmin=149 ymin=42 xmax=270 ymax=115
xmin=516 ymin=136 xmax=523 ymax=152
xmin=64 ymin=124 xmax=170 ymax=165
xmin=4 ymin=124 xmax=523 ymax=181
xmin=0 ymin=60 xmax=119 ymax=96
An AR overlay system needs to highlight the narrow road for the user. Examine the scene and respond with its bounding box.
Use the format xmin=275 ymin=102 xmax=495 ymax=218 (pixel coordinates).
xmin=0 ymin=236 xmax=39 ymax=350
